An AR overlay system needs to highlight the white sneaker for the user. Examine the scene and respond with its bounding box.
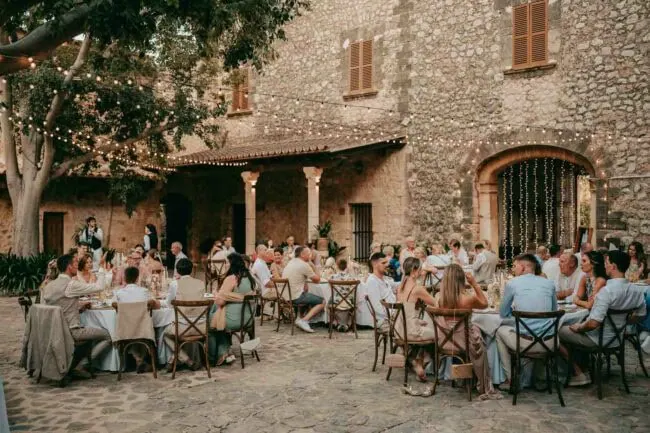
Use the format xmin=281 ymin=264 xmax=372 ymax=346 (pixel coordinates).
xmin=240 ymin=338 xmax=261 ymax=352
xmin=568 ymin=372 xmax=591 ymax=387
xmin=295 ymin=318 xmax=315 ymax=333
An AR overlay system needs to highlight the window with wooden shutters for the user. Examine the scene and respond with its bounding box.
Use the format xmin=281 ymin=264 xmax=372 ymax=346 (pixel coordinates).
xmin=230 ymin=67 xmax=250 ymax=113
xmin=512 ymin=1 xmax=548 ymax=69
xmin=348 ymin=40 xmax=374 ymax=95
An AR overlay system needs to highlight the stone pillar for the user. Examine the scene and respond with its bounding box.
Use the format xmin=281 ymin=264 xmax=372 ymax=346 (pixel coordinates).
xmin=478 ymin=182 xmax=499 ymax=248
xmin=241 ymin=171 xmax=260 ymax=255
xmin=303 ymin=167 xmax=323 ymax=242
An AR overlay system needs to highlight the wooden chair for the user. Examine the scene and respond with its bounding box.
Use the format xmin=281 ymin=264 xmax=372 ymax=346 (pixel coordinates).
xmin=365 ymin=295 xmax=388 ymax=372
xmin=112 ymin=300 xmax=159 ymax=381
xmin=426 ymin=307 xmax=473 ymax=401
xmin=625 ymin=323 xmax=649 ymax=378
xmin=422 ymin=271 xmax=438 ymax=294
xmin=18 ymin=290 xmax=41 ymax=322
xmin=259 ymin=291 xmax=277 ymax=327
xmin=382 ymin=301 xmax=435 ymax=386
xmin=271 ymin=278 xmax=305 ymax=335
xmin=509 ymin=310 xmax=565 ymax=406
xmin=327 ymin=279 xmax=360 ymax=339
xmin=204 ymin=259 xmax=227 ymax=293
xmin=225 ymin=294 xmax=261 ymax=369
xmin=565 ymin=308 xmax=636 ymax=400
xmin=169 ymin=299 xmax=214 ymax=379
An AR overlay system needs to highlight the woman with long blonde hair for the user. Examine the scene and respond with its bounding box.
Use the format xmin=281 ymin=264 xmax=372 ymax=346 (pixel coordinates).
xmin=434 ymin=264 xmax=501 ymax=399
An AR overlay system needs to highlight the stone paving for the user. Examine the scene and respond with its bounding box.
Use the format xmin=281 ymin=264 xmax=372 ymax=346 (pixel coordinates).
xmin=1 ymin=297 xmax=649 ymax=433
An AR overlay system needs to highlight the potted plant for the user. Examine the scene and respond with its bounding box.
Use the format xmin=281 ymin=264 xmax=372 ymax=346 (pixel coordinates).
xmin=314 ymin=220 xmax=332 ymax=252
xmin=327 ymin=240 xmax=347 ymax=259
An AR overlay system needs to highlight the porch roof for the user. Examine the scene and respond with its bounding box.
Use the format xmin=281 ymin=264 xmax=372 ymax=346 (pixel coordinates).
xmin=170 ymin=135 xmax=406 ymax=166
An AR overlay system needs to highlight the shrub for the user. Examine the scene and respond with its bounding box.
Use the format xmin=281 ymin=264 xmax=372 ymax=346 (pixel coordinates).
xmin=0 ymin=253 xmax=55 ymax=296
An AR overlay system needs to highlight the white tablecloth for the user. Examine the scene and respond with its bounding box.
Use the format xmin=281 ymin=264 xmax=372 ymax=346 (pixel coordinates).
xmin=80 ymin=308 xmax=175 ymax=371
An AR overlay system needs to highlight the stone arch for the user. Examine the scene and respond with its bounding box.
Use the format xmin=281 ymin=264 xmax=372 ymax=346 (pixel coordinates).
xmin=473 ymin=145 xmax=597 ymax=249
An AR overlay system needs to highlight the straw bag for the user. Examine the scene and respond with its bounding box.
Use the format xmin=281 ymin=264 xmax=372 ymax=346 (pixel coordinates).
xmin=449 ymin=308 xmax=473 ymax=380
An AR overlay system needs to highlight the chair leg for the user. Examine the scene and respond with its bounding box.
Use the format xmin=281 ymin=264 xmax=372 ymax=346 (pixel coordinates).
xmin=240 ymin=335 xmax=246 ymax=369
xmin=431 ymin=352 xmax=441 ymax=395
xmin=381 ymin=336 xmax=387 ymax=365
xmin=353 ymin=311 xmax=358 ymax=339
xmin=171 ymin=341 xmax=179 ymax=380
xmin=386 ymin=344 xmax=397 ymax=381
xmin=117 ymin=343 xmax=124 ymax=381
xmin=204 ymin=341 xmax=212 ymax=379
xmin=637 ymin=340 xmax=649 ymax=378
xmin=275 ymin=306 xmax=282 ymax=333
xmin=596 ymin=353 xmax=603 ymax=400
xmin=606 ymin=354 xmax=611 ymax=377
xmin=512 ymin=355 xmax=520 ymax=406
xmin=149 ymin=342 xmax=158 ymax=379
xmin=553 ymin=355 xmax=565 ymax=407
xmin=290 ymin=306 xmax=295 ymax=336
xmin=87 ymin=346 xmax=95 ymax=379
xmin=565 ymin=347 xmax=572 ymax=388
xmin=328 ymin=306 xmax=334 ymax=339
xmin=372 ymin=333 xmax=380 ymax=372
xmin=260 ymin=299 xmax=265 ymax=327
xmin=619 ymin=349 xmax=629 ymax=394
xmin=403 ymin=346 xmax=409 ymax=387
xmin=545 ymin=360 xmax=552 ymax=394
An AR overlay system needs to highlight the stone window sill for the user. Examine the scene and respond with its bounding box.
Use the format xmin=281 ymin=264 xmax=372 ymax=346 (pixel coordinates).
xmin=343 ymin=90 xmax=378 ymax=101
xmin=227 ymin=110 xmax=253 ymax=118
xmin=504 ymin=62 xmax=557 ymax=75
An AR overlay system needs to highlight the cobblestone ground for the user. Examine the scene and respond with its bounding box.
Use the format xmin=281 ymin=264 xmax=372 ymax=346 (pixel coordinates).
xmin=1 ymin=298 xmax=649 ymax=433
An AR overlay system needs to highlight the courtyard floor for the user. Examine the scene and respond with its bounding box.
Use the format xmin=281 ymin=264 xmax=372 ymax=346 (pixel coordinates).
xmin=1 ymin=297 xmax=649 ymax=433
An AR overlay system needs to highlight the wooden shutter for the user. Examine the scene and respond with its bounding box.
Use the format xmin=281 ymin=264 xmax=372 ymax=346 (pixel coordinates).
xmin=530 ymin=0 xmax=548 ymax=66
xmin=512 ymin=4 xmax=530 ymax=68
xmin=231 ymin=68 xmax=250 ymax=112
xmin=349 ymin=42 xmax=361 ymax=92
xmin=361 ymin=40 xmax=373 ymax=90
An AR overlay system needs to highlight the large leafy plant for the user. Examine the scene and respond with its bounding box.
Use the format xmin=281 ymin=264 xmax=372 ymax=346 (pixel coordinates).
xmin=0 ymin=253 xmax=55 ymax=296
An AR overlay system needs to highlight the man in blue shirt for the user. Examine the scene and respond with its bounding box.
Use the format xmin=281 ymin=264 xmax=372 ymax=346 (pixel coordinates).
xmin=495 ymin=254 xmax=557 ymax=389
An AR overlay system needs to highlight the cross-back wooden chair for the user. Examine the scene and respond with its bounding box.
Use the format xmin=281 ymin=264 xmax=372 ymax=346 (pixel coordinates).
xmin=169 ymin=299 xmax=214 ymax=379
xmin=271 ymin=278 xmax=302 ymax=335
xmin=18 ymin=290 xmax=41 ymax=322
xmin=510 ymin=310 xmax=565 ymax=406
xmin=225 ymin=294 xmax=261 ymax=369
xmin=565 ymin=307 xmax=636 ymax=400
xmin=426 ymin=306 xmax=473 ymax=401
xmin=112 ymin=300 xmax=159 ymax=380
xmin=625 ymin=323 xmax=649 ymax=378
xmin=365 ymin=295 xmax=388 ymax=372
xmin=423 ymin=271 xmax=436 ymax=294
xmin=204 ymin=259 xmax=227 ymax=292
xmin=382 ymin=301 xmax=435 ymax=386
xmin=327 ymin=279 xmax=361 ymax=339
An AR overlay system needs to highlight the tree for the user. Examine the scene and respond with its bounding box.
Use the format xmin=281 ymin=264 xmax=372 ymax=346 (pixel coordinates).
xmin=0 ymin=0 xmax=308 ymax=256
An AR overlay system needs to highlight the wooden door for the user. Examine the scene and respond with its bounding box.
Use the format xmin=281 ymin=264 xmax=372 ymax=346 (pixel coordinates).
xmin=43 ymin=212 xmax=64 ymax=255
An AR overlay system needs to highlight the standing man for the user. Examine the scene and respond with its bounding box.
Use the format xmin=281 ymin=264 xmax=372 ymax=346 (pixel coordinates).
xmin=79 ymin=217 xmax=103 ymax=271
xmin=223 ymin=236 xmax=236 ymax=256
xmin=473 ymin=243 xmax=498 ymax=284
xmin=283 ymin=235 xmax=296 ymax=260
xmin=171 ymin=242 xmax=188 ymax=276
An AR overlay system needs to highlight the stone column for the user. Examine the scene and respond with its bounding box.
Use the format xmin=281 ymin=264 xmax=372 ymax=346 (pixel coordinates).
xmin=478 ymin=182 xmax=499 ymax=248
xmin=241 ymin=171 xmax=260 ymax=255
xmin=303 ymin=167 xmax=323 ymax=242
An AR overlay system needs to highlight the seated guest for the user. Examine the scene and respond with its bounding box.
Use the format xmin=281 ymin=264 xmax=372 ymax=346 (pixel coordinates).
xmin=626 ymin=241 xmax=647 ymax=282
xmin=472 ymin=243 xmax=498 ymax=284
xmin=281 ymin=246 xmax=326 ymax=333
xmin=364 ymin=253 xmax=397 ymax=330
xmin=434 ymin=264 xmax=499 ymax=398
xmin=112 ymin=266 xmax=161 ymax=372
xmin=383 ymin=245 xmax=402 ymax=282
xmin=560 ymin=250 xmax=646 ymax=386
xmin=541 ymin=244 xmax=562 ymax=281
xmin=307 ymin=242 xmax=323 ymax=272
xmin=42 ymin=254 xmax=111 ymax=378
xmin=251 ymin=244 xmax=274 ymax=296
xmin=575 ymin=242 xmax=594 ymax=263
xmin=283 ymin=235 xmax=297 ymax=261
xmin=320 ymin=257 xmax=338 ymax=280
xmin=399 ymin=236 xmax=416 ymax=266
xmin=75 ymin=241 xmax=90 ymax=260
xmin=449 ymin=239 xmax=468 ymax=266
xmin=162 ymin=258 xmax=205 ymax=371
xmin=369 ymin=241 xmax=382 ymax=257
xmin=555 ymin=253 xmax=583 ymax=301
xmin=212 ymin=254 xmax=256 ymax=366
xmin=573 ymin=251 xmax=608 ymax=310
xmin=145 ymin=249 xmax=165 ymax=274
xmin=396 ymin=257 xmax=436 ymax=381
xmin=414 ymin=247 xmax=427 ymax=263
xmin=134 ymin=244 xmax=146 ymax=257
xmin=75 ymin=255 xmax=97 ymax=284
xmin=496 ymin=254 xmax=557 ymax=390
xmin=270 ymin=248 xmax=285 ymax=279
xmin=535 ymin=245 xmax=549 ymax=268
xmin=329 ymin=259 xmax=357 ymax=332
xmin=113 ymin=250 xmax=150 ymax=287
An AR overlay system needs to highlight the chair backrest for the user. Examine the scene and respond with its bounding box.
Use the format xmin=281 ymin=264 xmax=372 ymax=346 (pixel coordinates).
xmin=170 ymin=299 xmax=214 ymax=339
xmin=599 ymin=308 xmax=638 ymax=349
xmin=365 ymin=295 xmax=379 ymax=329
xmin=512 ymin=310 xmax=565 ymax=355
xmin=328 ymin=279 xmax=360 ymax=310
xmin=426 ymin=307 xmax=472 ymax=355
xmin=206 ymin=260 xmax=228 ymax=281
xmin=239 ymin=294 xmax=258 ymax=332
xmin=423 ymin=271 xmax=435 ymax=293
xmin=272 ymin=278 xmax=293 ymax=303
xmin=113 ymin=301 xmax=156 ymax=342
xmin=381 ymin=300 xmax=407 ymax=344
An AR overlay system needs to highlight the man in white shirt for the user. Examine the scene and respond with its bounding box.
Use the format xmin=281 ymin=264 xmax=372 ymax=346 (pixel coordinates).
xmin=78 ymin=216 xmax=104 ymax=270
xmin=542 ymin=244 xmax=562 ymax=282
xmin=364 ymin=253 xmax=397 ymax=330
xmin=223 ymin=236 xmax=236 ymax=256
xmin=560 ymin=250 xmax=646 ymax=386
xmin=251 ymin=244 xmax=274 ymax=296
xmin=112 ymin=266 xmax=160 ymax=373
xmin=555 ymin=253 xmax=583 ymax=301
xmin=171 ymin=241 xmax=188 ymax=276
xmin=282 ymin=246 xmax=325 ymax=333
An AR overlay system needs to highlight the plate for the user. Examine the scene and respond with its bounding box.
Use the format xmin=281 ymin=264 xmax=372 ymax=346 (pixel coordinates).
xmin=203 ymin=293 xmax=213 ymax=298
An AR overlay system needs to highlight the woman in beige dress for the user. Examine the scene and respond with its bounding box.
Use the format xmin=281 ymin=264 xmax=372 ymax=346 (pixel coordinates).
xmin=433 ymin=264 xmax=500 ymax=398
xmin=75 ymin=255 xmax=97 ymax=284
xmin=396 ymin=257 xmax=436 ymax=381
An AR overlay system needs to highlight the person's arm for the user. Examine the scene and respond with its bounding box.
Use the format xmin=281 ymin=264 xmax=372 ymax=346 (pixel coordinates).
xmin=472 ymin=254 xmax=486 ymax=272
xmin=214 ymin=275 xmax=237 ymax=307
xmin=144 ymin=235 xmax=150 ymax=251
xmin=65 ymin=270 xmax=106 ymax=297
xmin=556 ymin=276 xmax=576 ymax=300
xmin=305 ymin=262 xmax=320 ymax=284
xmin=571 ymin=288 xmax=608 ymax=333
xmin=499 ymin=282 xmax=514 ymax=318
xmin=164 ymin=281 xmax=177 ymax=308
xmin=94 ymin=227 xmax=103 ymax=242
xmin=573 ymin=275 xmax=588 ymax=305
xmin=466 ymin=273 xmax=488 ymax=309
xmin=415 ymin=286 xmax=437 ymax=306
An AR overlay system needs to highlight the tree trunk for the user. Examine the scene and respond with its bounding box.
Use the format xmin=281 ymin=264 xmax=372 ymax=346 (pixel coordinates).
xmin=11 ymin=184 xmax=43 ymax=256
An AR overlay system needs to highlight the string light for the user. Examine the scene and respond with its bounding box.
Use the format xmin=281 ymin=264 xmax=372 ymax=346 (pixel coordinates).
xmin=519 ymin=162 xmax=524 ymax=254
xmin=544 ymin=158 xmax=550 ymax=244
xmin=533 ymin=158 xmax=538 ymax=248
xmin=502 ymin=172 xmax=508 ymax=259
xmin=560 ymin=160 xmax=566 ymax=246
xmin=509 ymin=164 xmax=514 ymax=259
xmin=524 ymin=159 xmax=529 ymax=253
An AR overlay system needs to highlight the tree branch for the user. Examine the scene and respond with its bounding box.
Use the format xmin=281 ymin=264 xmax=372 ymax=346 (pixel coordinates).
xmin=0 ymin=1 xmax=100 ymax=75
xmin=50 ymin=121 xmax=178 ymax=179
xmin=0 ymin=0 xmax=44 ymax=27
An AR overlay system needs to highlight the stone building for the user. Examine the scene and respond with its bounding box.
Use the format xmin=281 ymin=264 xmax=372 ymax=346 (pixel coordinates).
xmin=1 ymin=0 xmax=648 ymax=262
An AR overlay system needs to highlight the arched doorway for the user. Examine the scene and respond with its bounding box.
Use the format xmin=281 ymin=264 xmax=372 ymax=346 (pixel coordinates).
xmin=475 ymin=146 xmax=597 ymax=258
xmin=161 ymin=193 xmax=192 ymax=269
